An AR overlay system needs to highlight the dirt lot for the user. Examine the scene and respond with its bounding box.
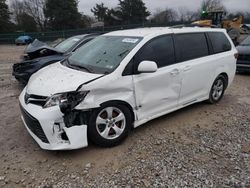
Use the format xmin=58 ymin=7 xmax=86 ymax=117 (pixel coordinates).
xmin=0 ymin=45 xmax=250 ymax=188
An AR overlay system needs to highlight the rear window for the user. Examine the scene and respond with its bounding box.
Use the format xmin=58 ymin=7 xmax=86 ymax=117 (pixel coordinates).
xmin=207 ymin=32 xmax=231 ymax=54
xmin=175 ymin=33 xmax=209 ymax=62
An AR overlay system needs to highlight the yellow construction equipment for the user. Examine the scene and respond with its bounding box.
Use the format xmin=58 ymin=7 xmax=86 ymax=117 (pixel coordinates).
xmin=192 ymin=10 xmax=244 ymax=44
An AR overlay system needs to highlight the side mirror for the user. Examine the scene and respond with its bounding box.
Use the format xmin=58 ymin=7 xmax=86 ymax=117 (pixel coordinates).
xmin=138 ymin=61 xmax=158 ymax=73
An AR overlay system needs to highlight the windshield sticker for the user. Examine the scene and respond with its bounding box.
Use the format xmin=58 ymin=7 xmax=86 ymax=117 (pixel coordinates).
xmin=122 ymin=38 xmax=139 ymax=43
xmin=105 ymin=65 xmax=114 ymax=69
xmin=73 ymin=38 xmax=80 ymax=42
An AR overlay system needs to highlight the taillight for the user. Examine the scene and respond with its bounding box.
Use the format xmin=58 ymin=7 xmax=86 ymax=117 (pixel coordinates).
xmin=234 ymin=53 xmax=239 ymax=59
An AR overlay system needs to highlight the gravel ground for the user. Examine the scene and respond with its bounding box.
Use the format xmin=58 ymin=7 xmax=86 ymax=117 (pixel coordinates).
xmin=0 ymin=44 xmax=250 ymax=188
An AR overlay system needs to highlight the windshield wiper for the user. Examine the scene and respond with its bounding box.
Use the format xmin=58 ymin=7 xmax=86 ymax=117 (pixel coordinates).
xmin=66 ymin=59 xmax=93 ymax=73
xmin=74 ymin=65 xmax=93 ymax=73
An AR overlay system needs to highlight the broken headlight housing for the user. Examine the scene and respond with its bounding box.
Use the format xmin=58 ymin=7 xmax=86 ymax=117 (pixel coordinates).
xmin=43 ymin=91 xmax=89 ymax=109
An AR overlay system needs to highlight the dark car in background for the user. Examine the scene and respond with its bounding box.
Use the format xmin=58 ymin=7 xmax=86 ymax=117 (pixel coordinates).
xmin=15 ymin=35 xmax=33 ymax=45
xmin=236 ymin=35 xmax=250 ymax=72
xmin=13 ymin=34 xmax=99 ymax=84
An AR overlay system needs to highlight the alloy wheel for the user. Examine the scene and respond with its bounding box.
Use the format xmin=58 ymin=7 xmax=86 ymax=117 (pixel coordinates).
xmin=96 ymin=107 xmax=126 ymax=140
xmin=212 ymin=79 xmax=224 ymax=101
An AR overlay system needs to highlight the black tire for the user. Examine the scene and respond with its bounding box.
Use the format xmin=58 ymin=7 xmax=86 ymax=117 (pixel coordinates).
xmin=207 ymin=75 xmax=227 ymax=104
xmin=88 ymin=103 xmax=132 ymax=147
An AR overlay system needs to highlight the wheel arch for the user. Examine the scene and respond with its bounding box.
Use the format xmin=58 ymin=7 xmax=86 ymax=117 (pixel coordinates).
xmin=218 ymin=72 xmax=229 ymax=89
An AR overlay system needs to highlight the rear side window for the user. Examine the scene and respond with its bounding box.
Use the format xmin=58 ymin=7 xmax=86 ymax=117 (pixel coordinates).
xmin=207 ymin=32 xmax=231 ymax=53
xmin=175 ymin=33 xmax=209 ymax=62
xmin=134 ymin=35 xmax=175 ymax=68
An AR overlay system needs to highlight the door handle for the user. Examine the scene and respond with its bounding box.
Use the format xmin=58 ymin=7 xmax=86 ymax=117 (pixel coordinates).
xmin=183 ymin=65 xmax=191 ymax=72
xmin=170 ymin=68 xmax=180 ymax=75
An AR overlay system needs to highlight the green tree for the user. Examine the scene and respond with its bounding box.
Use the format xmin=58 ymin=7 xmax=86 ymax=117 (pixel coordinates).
xmin=91 ymin=3 xmax=108 ymax=22
xmin=17 ymin=13 xmax=37 ymax=32
xmin=23 ymin=0 xmax=46 ymax=31
xmin=117 ymin=0 xmax=150 ymax=24
xmin=10 ymin=0 xmax=38 ymax=32
xmin=201 ymin=0 xmax=225 ymax=12
xmin=44 ymin=0 xmax=82 ymax=30
xmin=151 ymin=8 xmax=178 ymax=24
xmin=0 ymin=0 xmax=12 ymax=33
xmin=104 ymin=8 xmax=123 ymax=26
xmin=76 ymin=13 xmax=95 ymax=28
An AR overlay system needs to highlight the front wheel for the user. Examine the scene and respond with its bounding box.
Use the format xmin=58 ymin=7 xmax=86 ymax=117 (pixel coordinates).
xmin=207 ymin=75 xmax=226 ymax=104
xmin=88 ymin=103 xmax=132 ymax=147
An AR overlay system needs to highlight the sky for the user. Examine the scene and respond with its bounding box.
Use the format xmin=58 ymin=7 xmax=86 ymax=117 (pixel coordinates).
xmin=78 ymin=0 xmax=250 ymax=15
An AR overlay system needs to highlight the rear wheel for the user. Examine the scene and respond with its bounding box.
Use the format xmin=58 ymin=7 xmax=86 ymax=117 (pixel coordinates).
xmin=207 ymin=75 xmax=226 ymax=104
xmin=88 ymin=103 xmax=132 ymax=147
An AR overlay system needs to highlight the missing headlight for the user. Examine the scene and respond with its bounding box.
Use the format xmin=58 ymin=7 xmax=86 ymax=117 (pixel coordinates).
xmin=43 ymin=91 xmax=89 ymax=110
xmin=59 ymin=91 xmax=89 ymax=113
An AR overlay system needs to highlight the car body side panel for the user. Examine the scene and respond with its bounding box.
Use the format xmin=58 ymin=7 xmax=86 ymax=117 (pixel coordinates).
xmin=211 ymin=51 xmax=236 ymax=86
xmin=178 ymin=57 xmax=215 ymax=105
xmin=132 ymin=65 xmax=182 ymax=121
xmin=76 ymin=75 xmax=136 ymax=113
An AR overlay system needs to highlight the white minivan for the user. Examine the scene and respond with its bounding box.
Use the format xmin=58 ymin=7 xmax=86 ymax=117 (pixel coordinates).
xmin=19 ymin=27 xmax=237 ymax=150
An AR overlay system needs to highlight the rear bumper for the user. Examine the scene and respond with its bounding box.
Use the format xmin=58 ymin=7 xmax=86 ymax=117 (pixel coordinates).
xmin=237 ymin=60 xmax=250 ymax=71
xmin=19 ymin=89 xmax=88 ymax=150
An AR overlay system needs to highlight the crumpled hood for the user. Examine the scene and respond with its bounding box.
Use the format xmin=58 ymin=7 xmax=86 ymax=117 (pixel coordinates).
xmin=25 ymin=39 xmax=62 ymax=54
xmin=26 ymin=62 xmax=103 ymax=96
xmin=236 ymin=45 xmax=250 ymax=55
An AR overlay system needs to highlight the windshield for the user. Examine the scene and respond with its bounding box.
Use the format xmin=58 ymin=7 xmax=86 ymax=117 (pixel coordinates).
xmin=68 ymin=36 xmax=142 ymax=74
xmin=55 ymin=36 xmax=82 ymax=52
xmin=240 ymin=36 xmax=250 ymax=46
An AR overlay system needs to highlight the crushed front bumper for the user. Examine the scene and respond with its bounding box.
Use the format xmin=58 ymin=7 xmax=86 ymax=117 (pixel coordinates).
xmin=13 ymin=72 xmax=30 ymax=84
xmin=19 ymin=89 xmax=88 ymax=150
xmin=12 ymin=63 xmax=31 ymax=84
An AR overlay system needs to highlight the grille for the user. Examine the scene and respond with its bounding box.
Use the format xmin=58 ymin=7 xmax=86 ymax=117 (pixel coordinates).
xmin=238 ymin=54 xmax=250 ymax=61
xmin=25 ymin=93 xmax=47 ymax=106
xmin=20 ymin=105 xmax=49 ymax=143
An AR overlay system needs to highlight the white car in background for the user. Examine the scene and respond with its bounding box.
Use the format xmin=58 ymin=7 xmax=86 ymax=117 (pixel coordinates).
xmin=19 ymin=27 xmax=237 ymax=150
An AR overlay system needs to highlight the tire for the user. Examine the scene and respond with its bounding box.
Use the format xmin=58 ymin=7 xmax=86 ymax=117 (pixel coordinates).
xmin=88 ymin=103 xmax=132 ymax=147
xmin=207 ymin=75 xmax=227 ymax=104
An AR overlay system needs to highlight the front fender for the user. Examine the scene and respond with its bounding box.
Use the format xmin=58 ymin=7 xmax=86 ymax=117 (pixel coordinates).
xmin=75 ymin=76 xmax=136 ymax=111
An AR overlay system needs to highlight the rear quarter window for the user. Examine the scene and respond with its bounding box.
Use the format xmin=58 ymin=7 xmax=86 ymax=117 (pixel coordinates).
xmin=207 ymin=32 xmax=232 ymax=54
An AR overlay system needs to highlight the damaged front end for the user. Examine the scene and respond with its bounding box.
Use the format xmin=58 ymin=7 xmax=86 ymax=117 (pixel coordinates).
xmin=23 ymin=39 xmax=63 ymax=60
xmin=19 ymin=90 xmax=91 ymax=150
xmin=61 ymin=110 xmax=91 ymax=148
xmin=12 ymin=60 xmax=38 ymax=83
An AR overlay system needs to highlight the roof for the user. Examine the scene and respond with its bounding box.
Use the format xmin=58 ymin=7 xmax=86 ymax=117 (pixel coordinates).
xmin=105 ymin=27 xmax=170 ymax=37
xmin=105 ymin=27 xmax=226 ymax=37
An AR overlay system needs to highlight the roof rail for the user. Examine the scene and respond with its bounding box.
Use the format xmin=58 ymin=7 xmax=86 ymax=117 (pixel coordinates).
xmin=170 ymin=24 xmax=219 ymax=29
